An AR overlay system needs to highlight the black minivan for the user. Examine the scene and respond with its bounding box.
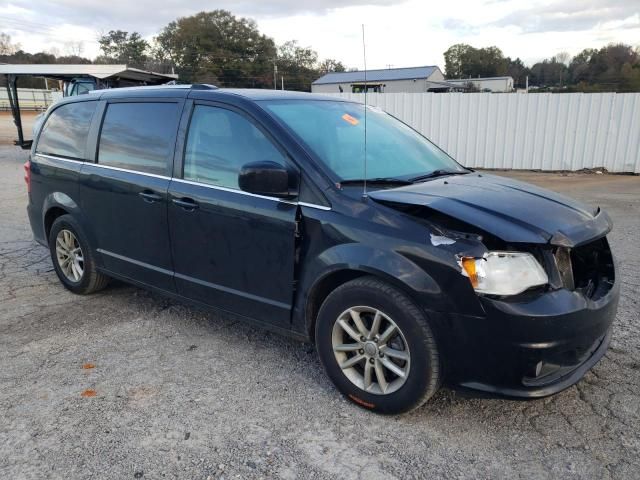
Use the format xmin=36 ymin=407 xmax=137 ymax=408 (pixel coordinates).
xmin=26 ymin=85 xmax=619 ymax=414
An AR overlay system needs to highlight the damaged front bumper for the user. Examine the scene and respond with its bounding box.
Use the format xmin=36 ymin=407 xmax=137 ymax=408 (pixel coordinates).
xmin=439 ymin=274 xmax=619 ymax=398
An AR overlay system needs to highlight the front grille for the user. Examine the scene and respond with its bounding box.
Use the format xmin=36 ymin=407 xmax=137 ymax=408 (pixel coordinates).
xmin=569 ymin=237 xmax=614 ymax=300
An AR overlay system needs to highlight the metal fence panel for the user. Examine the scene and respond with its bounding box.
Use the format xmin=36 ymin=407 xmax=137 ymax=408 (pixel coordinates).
xmin=327 ymin=92 xmax=640 ymax=173
xmin=0 ymin=88 xmax=53 ymax=111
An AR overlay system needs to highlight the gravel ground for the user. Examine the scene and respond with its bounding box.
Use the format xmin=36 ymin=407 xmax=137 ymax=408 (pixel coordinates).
xmin=0 ymin=112 xmax=38 ymax=146
xmin=1 ymin=145 xmax=639 ymax=479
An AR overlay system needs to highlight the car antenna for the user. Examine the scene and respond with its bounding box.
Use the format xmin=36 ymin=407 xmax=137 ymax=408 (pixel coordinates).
xmin=362 ymin=24 xmax=368 ymax=199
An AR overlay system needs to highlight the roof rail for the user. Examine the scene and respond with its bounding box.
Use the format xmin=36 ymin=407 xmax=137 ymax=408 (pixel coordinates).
xmin=88 ymin=83 xmax=219 ymax=94
xmin=191 ymin=84 xmax=219 ymax=90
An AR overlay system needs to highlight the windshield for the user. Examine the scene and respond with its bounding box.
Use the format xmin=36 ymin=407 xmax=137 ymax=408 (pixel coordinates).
xmin=260 ymin=100 xmax=466 ymax=181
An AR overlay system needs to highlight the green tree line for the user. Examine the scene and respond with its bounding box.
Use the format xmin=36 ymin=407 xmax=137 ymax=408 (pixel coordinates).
xmin=444 ymin=43 xmax=640 ymax=92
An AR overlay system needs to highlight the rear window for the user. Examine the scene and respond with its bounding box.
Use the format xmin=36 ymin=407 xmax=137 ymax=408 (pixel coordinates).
xmin=98 ymin=102 xmax=180 ymax=175
xmin=36 ymin=101 xmax=97 ymax=160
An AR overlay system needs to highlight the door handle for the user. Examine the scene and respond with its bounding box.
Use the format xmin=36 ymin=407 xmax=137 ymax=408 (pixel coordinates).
xmin=139 ymin=190 xmax=163 ymax=203
xmin=172 ymin=197 xmax=199 ymax=211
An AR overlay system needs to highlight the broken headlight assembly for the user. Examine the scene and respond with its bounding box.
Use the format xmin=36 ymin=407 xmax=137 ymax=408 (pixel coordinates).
xmin=459 ymin=252 xmax=549 ymax=296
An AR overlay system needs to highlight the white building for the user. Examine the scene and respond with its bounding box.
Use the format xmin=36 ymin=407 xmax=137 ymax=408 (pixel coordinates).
xmin=311 ymin=66 xmax=449 ymax=94
xmin=445 ymin=76 xmax=514 ymax=93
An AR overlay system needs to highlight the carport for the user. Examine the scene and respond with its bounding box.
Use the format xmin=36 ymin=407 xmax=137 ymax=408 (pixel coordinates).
xmin=1 ymin=64 xmax=178 ymax=148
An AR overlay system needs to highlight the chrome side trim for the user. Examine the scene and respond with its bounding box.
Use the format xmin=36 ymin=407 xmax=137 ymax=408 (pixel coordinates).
xmin=35 ymin=153 xmax=84 ymax=164
xmin=172 ymin=177 xmax=287 ymax=203
xmin=34 ymin=154 xmax=332 ymax=211
xmin=84 ymin=163 xmax=171 ymax=180
xmin=35 ymin=153 xmax=171 ymax=180
xmin=298 ymin=201 xmax=331 ymax=211
xmin=172 ymin=178 xmax=331 ymax=211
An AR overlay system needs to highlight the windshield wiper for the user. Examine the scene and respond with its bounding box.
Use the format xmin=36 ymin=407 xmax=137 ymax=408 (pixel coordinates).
xmin=409 ymin=169 xmax=469 ymax=182
xmin=340 ymin=177 xmax=413 ymax=186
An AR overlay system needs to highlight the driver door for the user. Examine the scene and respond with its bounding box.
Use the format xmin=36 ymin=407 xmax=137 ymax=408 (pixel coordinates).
xmin=167 ymin=102 xmax=298 ymax=327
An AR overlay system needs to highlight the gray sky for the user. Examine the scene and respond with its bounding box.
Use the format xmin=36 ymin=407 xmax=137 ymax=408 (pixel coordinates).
xmin=1 ymin=0 xmax=638 ymax=69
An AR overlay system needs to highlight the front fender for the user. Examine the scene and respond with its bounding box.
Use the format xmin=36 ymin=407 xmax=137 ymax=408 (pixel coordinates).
xmin=316 ymin=243 xmax=442 ymax=297
xmin=294 ymin=243 xmax=450 ymax=337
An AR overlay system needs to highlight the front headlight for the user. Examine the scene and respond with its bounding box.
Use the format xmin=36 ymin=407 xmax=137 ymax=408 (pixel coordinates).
xmin=459 ymin=251 xmax=548 ymax=296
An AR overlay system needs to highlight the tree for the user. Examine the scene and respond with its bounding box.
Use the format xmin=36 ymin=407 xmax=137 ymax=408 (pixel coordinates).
xmin=565 ymin=44 xmax=639 ymax=91
xmin=276 ymin=40 xmax=320 ymax=91
xmin=568 ymin=48 xmax=597 ymax=84
xmin=155 ymin=10 xmax=277 ymax=87
xmin=0 ymin=32 xmax=19 ymax=55
xmin=555 ymin=51 xmax=570 ymax=66
xmin=97 ymin=30 xmax=149 ymax=67
xmin=506 ymin=57 xmax=530 ymax=89
xmin=443 ymin=43 xmax=508 ymax=79
xmin=443 ymin=43 xmax=473 ymax=78
xmin=318 ymin=58 xmax=346 ymax=74
xmin=529 ymin=59 xmax=568 ymax=88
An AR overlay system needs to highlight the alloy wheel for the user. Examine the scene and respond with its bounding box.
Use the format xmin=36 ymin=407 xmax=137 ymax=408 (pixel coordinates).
xmin=331 ymin=306 xmax=410 ymax=395
xmin=55 ymin=229 xmax=84 ymax=282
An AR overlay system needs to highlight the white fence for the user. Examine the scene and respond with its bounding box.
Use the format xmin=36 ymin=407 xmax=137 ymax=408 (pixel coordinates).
xmin=0 ymin=88 xmax=55 ymax=111
xmin=329 ymin=92 xmax=640 ymax=173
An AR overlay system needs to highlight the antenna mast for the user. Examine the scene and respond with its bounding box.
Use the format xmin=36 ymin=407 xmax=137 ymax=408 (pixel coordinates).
xmin=362 ymin=24 xmax=368 ymax=199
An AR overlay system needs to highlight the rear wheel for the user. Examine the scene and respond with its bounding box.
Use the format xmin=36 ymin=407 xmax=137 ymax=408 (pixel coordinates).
xmin=49 ymin=214 xmax=110 ymax=294
xmin=316 ymin=277 xmax=441 ymax=414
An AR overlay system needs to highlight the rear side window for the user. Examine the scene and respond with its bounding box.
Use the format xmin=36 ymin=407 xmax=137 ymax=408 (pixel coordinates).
xmin=184 ymin=105 xmax=287 ymax=189
xmin=98 ymin=102 xmax=180 ymax=175
xmin=36 ymin=101 xmax=97 ymax=160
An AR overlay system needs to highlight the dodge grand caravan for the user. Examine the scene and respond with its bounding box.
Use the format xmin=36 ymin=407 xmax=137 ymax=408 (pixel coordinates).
xmin=26 ymin=85 xmax=619 ymax=414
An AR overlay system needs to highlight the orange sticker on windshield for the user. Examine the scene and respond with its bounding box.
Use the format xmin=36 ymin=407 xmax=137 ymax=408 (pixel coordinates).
xmin=342 ymin=113 xmax=359 ymax=126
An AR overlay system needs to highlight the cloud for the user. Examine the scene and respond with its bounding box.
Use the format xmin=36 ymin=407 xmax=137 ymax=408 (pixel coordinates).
xmin=6 ymin=0 xmax=403 ymax=36
xmin=491 ymin=0 xmax=639 ymax=33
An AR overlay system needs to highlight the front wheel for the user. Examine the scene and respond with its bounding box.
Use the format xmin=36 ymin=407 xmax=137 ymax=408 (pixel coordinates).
xmin=316 ymin=277 xmax=441 ymax=414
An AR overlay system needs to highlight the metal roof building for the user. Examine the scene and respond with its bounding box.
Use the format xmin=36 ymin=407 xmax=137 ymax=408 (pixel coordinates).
xmin=1 ymin=64 xmax=178 ymax=147
xmin=446 ymin=76 xmax=514 ymax=93
xmin=0 ymin=64 xmax=177 ymax=83
xmin=311 ymin=66 xmax=447 ymax=94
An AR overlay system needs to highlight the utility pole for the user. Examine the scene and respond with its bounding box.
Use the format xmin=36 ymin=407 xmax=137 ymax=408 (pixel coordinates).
xmin=273 ymin=62 xmax=278 ymax=90
xmin=525 ymin=75 xmax=529 ymax=93
xmin=281 ymin=76 xmax=284 ymax=91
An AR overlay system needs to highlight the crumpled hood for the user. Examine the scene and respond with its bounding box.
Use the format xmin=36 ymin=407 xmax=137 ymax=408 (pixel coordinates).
xmin=368 ymin=173 xmax=612 ymax=247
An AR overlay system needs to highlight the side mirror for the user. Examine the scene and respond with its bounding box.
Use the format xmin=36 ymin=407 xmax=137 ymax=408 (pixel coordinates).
xmin=238 ymin=161 xmax=298 ymax=199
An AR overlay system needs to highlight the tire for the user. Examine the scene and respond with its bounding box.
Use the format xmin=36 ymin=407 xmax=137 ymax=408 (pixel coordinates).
xmin=315 ymin=276 xmax=441 ymax=414
xmin=48 ymin=214 xmax=110 ymax=294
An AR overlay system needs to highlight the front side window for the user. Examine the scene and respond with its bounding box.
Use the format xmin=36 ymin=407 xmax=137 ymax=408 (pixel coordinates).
xmin=261 ymin=100 xmax=466 ymax=181
xmin=184 ymin=105 xmax=287 ymax=190
xmin=98 ymin=102 xmax=180 ymax=175
xmin=36 ymin=101 xmax=97 ymax=160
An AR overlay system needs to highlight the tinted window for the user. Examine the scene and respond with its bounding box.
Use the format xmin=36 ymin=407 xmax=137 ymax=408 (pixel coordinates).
xmin=98 ymin=102 xmax=179 ymax=175
xmin=184 ymin=105 xmax=287 ymax=189
xmin=36 ymin=101 xmax=97 ymax=160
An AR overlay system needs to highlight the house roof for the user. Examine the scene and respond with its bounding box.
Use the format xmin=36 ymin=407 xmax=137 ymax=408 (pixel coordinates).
xmin=313 ymin=66 xmax=440 ymax=85
xmin=0 ymin=64 xmax=178 ymax=82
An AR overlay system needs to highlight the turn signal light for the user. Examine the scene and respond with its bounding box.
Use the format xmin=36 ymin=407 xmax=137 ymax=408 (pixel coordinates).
xmin=461 ymin=257 xmax=478 ymax=288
